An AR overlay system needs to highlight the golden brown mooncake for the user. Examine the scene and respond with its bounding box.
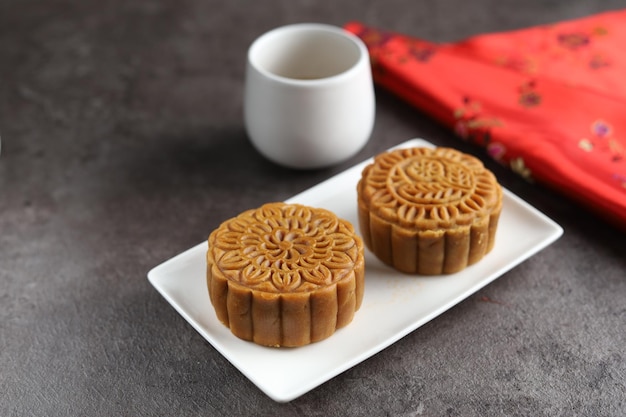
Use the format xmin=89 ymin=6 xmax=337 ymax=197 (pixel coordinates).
xmin=206 ymin=202 xmax=365 ymax=347
xmin=357 ymin=147 xmax=502 ymax=275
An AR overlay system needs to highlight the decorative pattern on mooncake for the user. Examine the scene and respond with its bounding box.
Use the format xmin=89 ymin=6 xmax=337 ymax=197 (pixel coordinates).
xmin=357 ymin=147 xmax=502 ymax=275
xmin=207 ymin=202 xmax=364 ymax=347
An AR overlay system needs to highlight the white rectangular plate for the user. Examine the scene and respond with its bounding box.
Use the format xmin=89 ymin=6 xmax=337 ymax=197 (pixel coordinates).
xmin=148 ymin=138 xmax=563 ymax=402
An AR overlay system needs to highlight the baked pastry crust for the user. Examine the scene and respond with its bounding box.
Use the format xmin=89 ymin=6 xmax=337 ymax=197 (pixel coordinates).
xmin=357 ymin=147 xmax=502 ymax=275
xmin=207 ymin=202 xmax=365 ymax=347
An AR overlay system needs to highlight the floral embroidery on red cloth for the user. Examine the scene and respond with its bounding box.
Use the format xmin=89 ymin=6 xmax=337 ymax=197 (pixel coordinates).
xmin=557 ymin=32 xmax=591 ymax=50
xmin=580 ymin=120 xmax=625 ymax=162
xmin=453 ymin=97 xmax=503 ymax=145
xmin=518 ymin=80 xmax=542 ymax=108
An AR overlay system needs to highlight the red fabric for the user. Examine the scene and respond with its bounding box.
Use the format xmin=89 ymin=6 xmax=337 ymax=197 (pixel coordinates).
xmin=345 ymin=10 xmax=626 ymax=230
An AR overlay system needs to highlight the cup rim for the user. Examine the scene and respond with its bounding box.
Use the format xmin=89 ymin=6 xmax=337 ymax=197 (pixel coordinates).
xmin=247 ymin=23 xmax=369 ymax=86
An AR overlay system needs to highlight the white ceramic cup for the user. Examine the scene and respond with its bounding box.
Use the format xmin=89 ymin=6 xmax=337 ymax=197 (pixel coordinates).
xmin=244 ymin=23 xmax=375 ymax=169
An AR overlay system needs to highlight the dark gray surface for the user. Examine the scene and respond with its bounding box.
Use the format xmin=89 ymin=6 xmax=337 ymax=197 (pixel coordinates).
xmin=1 ymin=1 xmax=625 ymax=416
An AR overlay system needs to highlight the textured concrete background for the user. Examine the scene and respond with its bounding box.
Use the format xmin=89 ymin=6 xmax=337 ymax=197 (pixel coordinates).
xmin=1 ymin=0 xmax=625 ymax=416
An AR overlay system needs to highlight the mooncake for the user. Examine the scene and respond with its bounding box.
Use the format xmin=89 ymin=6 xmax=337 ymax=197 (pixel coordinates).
xmin=357 ymin=147 xmax=502 ymax=275
xmin=206 ymin=202 xmax=365 ymax=347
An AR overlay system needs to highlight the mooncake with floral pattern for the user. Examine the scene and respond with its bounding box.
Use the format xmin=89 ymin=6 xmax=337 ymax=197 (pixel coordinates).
xmin=357 ymin=147 xmax=502 ymax=275
xmin=207 ymin=202 xmax=364 ymax=347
